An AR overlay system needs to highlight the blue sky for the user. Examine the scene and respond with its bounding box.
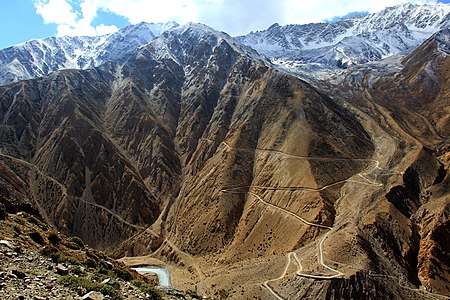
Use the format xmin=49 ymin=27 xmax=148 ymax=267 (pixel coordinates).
xmin=0 ymin=1 xmax=56 ymax=48
xmin=0 ymin=0 xmax=449 ymax=49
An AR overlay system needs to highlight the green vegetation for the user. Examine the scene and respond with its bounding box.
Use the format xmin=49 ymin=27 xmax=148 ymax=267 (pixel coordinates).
xmin=92 ymin=267 xmax=111 ymax=282
xmin=69 ymin=265 xmax=85 ymax=276
xmin=58 ymin=275 xmax=121 ymax=300
xmin=41 ymin=246 xmax=80 ymax=265
xmin=41 ymin=245 xmax=58 ymax=257
xmin=85 ymin=257 xmax=98 ymax=268
xmin=113 ymin=265 xmax=133 ymax=281
xmin=27 ymin=215 xmax=47 ymax=230
xmin=0 ymin=211 xmax=170 ymax=300
xmin=130 ymin=279 xmax=162 ymax=300
xmin=65 ymin=236 xmax=84 ymax=249
xmin=92 ymin=264 xmax=134 ymax=282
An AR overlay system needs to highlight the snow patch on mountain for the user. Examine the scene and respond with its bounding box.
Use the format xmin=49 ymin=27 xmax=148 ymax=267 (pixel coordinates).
xmin=0 ymin=22 xmax=178 ymax=86
xmin=144 ymin=23 xmax=267 ymax=70
xmin=1 ymin=3 xmax=448 ymax=86
xmin=237 ymin=3 xmax=450 ymax=70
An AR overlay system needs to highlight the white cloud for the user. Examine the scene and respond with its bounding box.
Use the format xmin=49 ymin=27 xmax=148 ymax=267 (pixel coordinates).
xmin=33 ymin=0 xmax=441 ymax=37
xmin=96 ymin=0 xmax=199 ymax=24
xmin=283 ymin=0 xmax=438 ymax=26
xmin=95 ymin=24 xmax=119 ymax=36
xmin=55 ymin=22 xmax=118 ymax=37
xmin=34 ymin=0 xmax=78 ymax=26
xmin=33 ymin=0 xmax=118 ymax=36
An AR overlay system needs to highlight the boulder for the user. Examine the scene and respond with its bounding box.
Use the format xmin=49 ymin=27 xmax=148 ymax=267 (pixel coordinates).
xmin=55 ymin=264 xmax=69 ymax=275
xmin=81 ymin=291 xmax=104 ymax=300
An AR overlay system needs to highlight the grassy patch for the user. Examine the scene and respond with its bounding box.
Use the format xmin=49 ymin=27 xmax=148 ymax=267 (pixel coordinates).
xmin=130 ymin=279 xmax=162 ymax=299
xmin=41 ymin=246 xmax=80 ymax=265
xmin=113 ymin=265 xmax=133 ymax=281
xmin=68 ymin=236 xmax=85 ymax=248
xmin=27 ymin=215 xmax=47 ymax=230
xmin=57 ymin=275 xmax=121 ymax=300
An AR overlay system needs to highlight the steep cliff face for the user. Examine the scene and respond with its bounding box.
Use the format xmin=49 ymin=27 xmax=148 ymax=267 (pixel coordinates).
xmin=0 ymin=23 xmax=376 ymax=292
xmin=0 ymin=69 xmax=161 ymax=249
xmin=166 ymin=70 xmax=374 ymax=257
xmin=116 ymin=26 xmax=449 ymax=300
xmin=274 ymin=29 xmax=450 ymax=300
xmin=414 ymin=175 xmax=450 ymax=295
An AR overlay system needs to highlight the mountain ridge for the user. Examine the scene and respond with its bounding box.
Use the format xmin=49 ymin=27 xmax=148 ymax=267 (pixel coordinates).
xmin=1 ymin=3 xmax=448 ymax=86
xmin=0 ymin=21 xmax=178 ymax=86
xmin=237 ymin=3 xmax=450 ymax=70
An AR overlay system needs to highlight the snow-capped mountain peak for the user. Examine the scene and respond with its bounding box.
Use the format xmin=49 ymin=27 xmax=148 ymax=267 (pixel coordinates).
xmin=237 ymin=3 xmax=450 ymax=70
xmin=137 ymin=22 xmax=266 ymax=70
xmin=0 ymin=3 xmax=448 ymax=86
xmin=0 ymin=22 xmax=179 ymax=86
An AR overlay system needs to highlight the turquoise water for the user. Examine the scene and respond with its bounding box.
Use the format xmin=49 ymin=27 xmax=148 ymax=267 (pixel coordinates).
xmin=132 ymin=266 xmax=171 ymax=287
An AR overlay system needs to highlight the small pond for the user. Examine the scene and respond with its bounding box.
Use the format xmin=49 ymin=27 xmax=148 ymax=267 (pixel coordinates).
xmin=132 ymin=266 xmax=171 ymax=287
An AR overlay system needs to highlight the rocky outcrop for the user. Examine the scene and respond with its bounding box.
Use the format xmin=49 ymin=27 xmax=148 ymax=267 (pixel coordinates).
xmin=413 ymin=156 xmax=450 ymax=295
xmin=0 ymin=22 xmax=178 ymax=86
xmin=0 ymin=210 xmax=170 ymax=299
xmin=415 ymin=196 xmax=450 ymax=295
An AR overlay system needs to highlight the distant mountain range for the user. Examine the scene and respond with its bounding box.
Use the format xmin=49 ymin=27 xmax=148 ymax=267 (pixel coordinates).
xmin=0 ymin=3 xmax=448 ymax=86
xmin=237 ymin=3 xmax=450 ymax=70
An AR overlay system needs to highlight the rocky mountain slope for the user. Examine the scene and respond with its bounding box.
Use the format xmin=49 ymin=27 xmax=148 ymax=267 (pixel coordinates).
xmin=0 ymin=5 xmax=449 ymax=300
xmin=271 ymin=28 xmax=450 ymax=299
xmin=0 ymin=206 xmax=193 ymax=299
xmin=237 ymin=3 xmax=450 ymax=70
xmin=0 ymin=21 xmax=178 ymax=86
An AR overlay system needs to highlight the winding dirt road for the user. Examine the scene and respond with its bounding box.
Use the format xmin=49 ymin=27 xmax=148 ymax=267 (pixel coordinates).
xmin=216 ymin=140 xmax=403 ymax=299
xmin=261 ymin=252 xmax=303 ymax=300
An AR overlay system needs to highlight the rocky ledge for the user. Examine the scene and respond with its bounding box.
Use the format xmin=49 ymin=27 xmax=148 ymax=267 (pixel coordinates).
xmin=0 ymin=209 xmax=201 ymax=299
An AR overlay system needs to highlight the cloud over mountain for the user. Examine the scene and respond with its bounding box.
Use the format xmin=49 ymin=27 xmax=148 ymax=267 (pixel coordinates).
xmin=33 ymin=0 xmax=440 ymax=37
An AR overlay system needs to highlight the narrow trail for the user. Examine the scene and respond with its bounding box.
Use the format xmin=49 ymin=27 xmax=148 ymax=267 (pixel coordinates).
xmin=76 ymin=197 xmax=146 ymax=230
xmin=0 ymin=152 xmax=145 ymax=230
xmin=220 ymin=187 xmax=345 ymax=299
xmin=218 ymin=139 xmax=440 ymax=299
xmin=368 ymin=272 xmax=449 ymax=300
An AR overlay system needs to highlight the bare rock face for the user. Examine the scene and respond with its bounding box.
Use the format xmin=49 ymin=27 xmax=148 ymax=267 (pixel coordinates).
xmin=0 ymin=23 xmax=449 ymax=300
xmin=415 ymin=188 xmax=450 ymax=295
xmin=0 ymin=22 xmax=179 ymax=86
xmin=0 ymin=69 xmax=161 ymax=250
xmin=413 ymin=147 xmax=450 ymax=295
xmin=283 ymin=29 xmax=450 ymax=300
